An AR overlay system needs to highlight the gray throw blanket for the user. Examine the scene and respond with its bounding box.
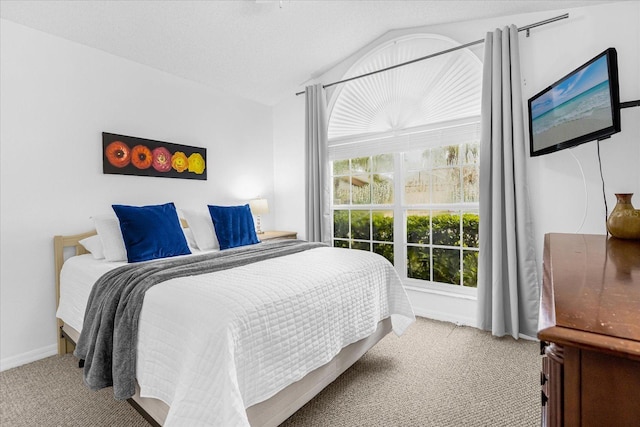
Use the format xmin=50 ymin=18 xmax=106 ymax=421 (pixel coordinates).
xmin=73 ymin=239 xmax=326 ymax=400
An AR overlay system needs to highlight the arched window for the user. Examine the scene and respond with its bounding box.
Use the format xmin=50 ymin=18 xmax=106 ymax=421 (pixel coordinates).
xmin=328 ymin=34 xmax=482 ymax=292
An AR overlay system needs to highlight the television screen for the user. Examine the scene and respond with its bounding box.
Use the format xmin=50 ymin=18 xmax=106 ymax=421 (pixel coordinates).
xmin=528 ymin=48 xmax=621 ymax=157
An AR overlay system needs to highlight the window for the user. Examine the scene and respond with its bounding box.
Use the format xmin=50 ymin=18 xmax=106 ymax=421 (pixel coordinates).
xmin=332 ymin=155 xmax=395 ymax=265
xmin=330 ymin=126 xmax=480 ymax=289
xmin=327 ymin=34 xmax=482 ymax=291
xmin=403 ymin=142 xmax=479 ymax=287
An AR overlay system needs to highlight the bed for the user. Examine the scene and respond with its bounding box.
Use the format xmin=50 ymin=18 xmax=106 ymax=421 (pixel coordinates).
xmin=54 ymin=207 xmax=415 ymax=427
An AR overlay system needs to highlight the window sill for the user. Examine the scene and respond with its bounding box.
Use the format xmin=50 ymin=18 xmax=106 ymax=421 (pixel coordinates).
xmin=403 ymin=280 xmax=477 ymax=300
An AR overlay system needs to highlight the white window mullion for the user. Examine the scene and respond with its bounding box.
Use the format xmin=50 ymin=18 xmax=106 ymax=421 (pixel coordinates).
xmin=459 ymin=150 xmax=464 ymax=287
xmin=393 ymin=152 xmax=404 ymax=276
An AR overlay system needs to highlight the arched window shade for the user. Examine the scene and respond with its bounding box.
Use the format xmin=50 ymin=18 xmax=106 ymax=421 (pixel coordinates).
xmin=328 ymin=34 xmax=483 ymax=143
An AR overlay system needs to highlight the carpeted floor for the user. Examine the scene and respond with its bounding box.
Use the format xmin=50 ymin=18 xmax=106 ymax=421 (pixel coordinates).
xmin=0 ymin=318 xmax=541 ymax=426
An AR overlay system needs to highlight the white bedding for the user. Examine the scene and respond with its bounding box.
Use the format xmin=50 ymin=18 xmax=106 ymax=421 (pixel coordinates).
xmin=57 ymin=246 xmax=415 ymax=426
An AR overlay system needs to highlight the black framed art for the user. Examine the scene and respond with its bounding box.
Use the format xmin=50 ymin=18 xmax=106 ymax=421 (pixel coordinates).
xmin=102 ymin=132 xmax=207 ymax=180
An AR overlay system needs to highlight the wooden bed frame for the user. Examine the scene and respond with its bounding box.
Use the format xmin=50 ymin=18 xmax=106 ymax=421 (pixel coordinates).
xmin=54 ymin=230 xmax=392 ymax=427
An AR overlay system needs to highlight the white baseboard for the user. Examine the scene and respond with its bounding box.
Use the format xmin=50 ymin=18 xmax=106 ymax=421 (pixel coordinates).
xmin=406 ymin=287 xmax=477 ymax=328
xmin=412 ymin=305 xmax=476 ymax=327
xmin=0 ymin=344 xmax=57 ymax=372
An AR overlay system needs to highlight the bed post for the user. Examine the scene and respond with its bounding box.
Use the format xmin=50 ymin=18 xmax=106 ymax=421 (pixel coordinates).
xmin=54 ymin=235 xmax=70 ymax=355
xmin=54 ymin=232 xmax=95 ymax=355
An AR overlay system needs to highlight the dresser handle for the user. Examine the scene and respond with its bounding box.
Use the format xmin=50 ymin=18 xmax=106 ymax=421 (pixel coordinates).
xmin=540 ymin=340 xmax=548 ymax=355
xmin=541 ymin=391 xmax=548 ymax=407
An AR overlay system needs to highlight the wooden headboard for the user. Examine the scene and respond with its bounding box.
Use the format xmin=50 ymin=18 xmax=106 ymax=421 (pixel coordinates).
xmin=53 ymin=219 xmax=189 ymax=354
xmin=53 ymin=230 xmax=96 ymax=354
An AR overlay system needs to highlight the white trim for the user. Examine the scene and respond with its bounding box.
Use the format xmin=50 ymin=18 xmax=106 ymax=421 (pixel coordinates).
xmin=0 ymin=344 xmax=57 ymax=372
xmin=406 ymin=286 xmax=477 ymax=327
xmin=404 ymin=280 xmax=477 ymax=298
xmin=404 ymin=282 xmax=477 ymax=300
xmin=328 ymin=118 xmax=481 ymax=160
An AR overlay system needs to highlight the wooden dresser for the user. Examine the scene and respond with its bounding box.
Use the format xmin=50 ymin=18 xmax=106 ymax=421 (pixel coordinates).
xmin=538 ymin=233 xmax=640 ymax=426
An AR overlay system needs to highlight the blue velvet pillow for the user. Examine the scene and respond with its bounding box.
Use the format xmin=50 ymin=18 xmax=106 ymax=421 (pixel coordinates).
xmin=112 ymin=202 xmax=191 ymax=263
xmin=208 ymin=204 xmax=260 ymax=250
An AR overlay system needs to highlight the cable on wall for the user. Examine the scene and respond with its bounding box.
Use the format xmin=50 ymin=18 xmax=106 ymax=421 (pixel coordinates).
xmin=596 ymin=139 xmax=608 ymax=234
xmin=569 ymin=149 xmax=588 ymax=234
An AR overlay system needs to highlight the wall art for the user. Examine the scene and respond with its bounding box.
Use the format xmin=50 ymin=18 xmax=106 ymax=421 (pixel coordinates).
xmin=102 ymin=132 xmax=207 ymax=180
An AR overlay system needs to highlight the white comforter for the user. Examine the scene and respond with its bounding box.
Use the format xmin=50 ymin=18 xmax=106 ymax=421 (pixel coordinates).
xmin=57 ymin=246 xmax=415 ymax=426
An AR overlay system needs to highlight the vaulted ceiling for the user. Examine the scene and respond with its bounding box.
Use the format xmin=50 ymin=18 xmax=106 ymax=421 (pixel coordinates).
xmin=0 ymin=0 xmax=616 ymax=106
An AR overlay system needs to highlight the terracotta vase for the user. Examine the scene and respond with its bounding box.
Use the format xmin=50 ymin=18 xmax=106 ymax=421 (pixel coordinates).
xmin=606 ymin=193 xmax=640 ymax=240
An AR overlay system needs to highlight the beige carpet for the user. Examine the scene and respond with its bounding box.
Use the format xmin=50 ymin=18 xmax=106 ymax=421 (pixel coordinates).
xmin=0 ymin=318 xmax=541 ymax=426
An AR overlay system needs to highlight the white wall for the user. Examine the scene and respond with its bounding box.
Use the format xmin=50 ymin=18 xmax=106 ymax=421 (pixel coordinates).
xmin=273 ymin=1 xmax=640 ymax=326
xmin=273 ymin=95 xmax=306 ymax=236
xmin=0 ymin=20 xmax=275 ymax=369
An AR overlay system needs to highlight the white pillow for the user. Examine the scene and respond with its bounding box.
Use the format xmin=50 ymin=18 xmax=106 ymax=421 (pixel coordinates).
xmin=182 ymin=227 xmax=198 ymax=249
xmin=92 ymin=214 xmax=127 ymax=262
xmin=79 ymin=235 xmax=105 ymax=260
xmin=181 ymin=209 xmax=219 ymax=250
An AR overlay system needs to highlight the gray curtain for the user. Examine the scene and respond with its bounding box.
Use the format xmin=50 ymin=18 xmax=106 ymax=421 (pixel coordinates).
xmin=304 ymin=84 xmax=330 ymax=243
xmin=477 ymin=25 xmax=540 ymax=339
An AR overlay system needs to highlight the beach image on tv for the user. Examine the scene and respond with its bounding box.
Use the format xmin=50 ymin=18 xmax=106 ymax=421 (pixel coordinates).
xmin=530 ymin=55 xmax=613 ymax=151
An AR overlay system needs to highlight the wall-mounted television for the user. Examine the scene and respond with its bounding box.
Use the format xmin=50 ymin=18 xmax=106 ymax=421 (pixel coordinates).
xmin=528 ymin=48 xmax=621 ymax=157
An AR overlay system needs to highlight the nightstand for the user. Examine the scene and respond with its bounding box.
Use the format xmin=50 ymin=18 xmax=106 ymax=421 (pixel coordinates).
xmin=258 ymin=231 xmax=297 ymax=241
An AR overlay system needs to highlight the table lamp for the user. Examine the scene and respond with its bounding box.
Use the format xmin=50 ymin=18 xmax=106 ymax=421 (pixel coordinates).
xmin=249 ymin=198 xmax=269 ymax=234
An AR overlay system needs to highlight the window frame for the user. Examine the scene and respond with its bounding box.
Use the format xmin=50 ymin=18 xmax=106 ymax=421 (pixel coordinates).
xmin=329 ymin=119 xmax=480 ymax=296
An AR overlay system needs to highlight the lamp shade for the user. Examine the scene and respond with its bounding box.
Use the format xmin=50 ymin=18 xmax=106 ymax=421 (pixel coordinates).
xmin=249 ymin=198 xmax=269 ymax=215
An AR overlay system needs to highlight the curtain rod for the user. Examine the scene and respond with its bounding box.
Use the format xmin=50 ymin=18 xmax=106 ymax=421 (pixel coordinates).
xmin=295 ymin=13 xmax=569 ymax=96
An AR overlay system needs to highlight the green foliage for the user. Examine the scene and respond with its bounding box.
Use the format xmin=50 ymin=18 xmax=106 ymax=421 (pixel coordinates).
xmin=407 ymin=215 xmax=430 ymax=244
xmin=333 ymin=210 xmax=479 ymax=287
xmin=432 ymin=213 xmax=461 ymax=246
xmin=373 ymin=243 xmax=394 ymax=265
xmin=333 ymin=210 xmax=349 ymax=238
xmin=462 ymin=213 xmax=480 ymax=248
xmin=433 ymin=248 xmax=460 ymax=285
xmin=372 ymin=212 xmax=393 ymax=242
xmin=407 ymin=246 xmax=430 ymax=280
xmin=462 ymin=251 xmax=479 ymax=287
xmin=350 ymin=211 xmax=370 ymax=240
xmin=333 ymin=239 xmax=349 ymax=249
